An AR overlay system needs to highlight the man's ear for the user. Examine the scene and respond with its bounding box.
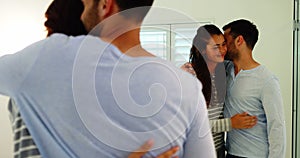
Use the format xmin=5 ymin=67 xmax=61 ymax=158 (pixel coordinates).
xmin=99 ymin=0 xmax=114 ymax=19
xmin=235 ymin=35 xmax=244 ymax=46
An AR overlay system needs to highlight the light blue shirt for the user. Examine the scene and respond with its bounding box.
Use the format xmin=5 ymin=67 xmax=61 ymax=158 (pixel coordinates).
xmin=224 ymin=61 xmax=286 ymax=158
xmin=0 ymin=34 xmax=216 ymax=158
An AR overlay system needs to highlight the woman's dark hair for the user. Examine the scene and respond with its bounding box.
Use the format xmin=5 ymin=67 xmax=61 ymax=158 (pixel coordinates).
xmin=189 ymin=24 xmax=226 ymax=107
xmin=44 ymin=0 xmax=87 ymax=37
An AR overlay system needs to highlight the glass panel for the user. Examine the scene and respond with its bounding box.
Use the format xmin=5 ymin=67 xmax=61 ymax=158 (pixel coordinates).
xmin=294 ymin=27 xmax=300 ymax=158
xmin=293 ymin=29 xmax=300 ymax=158
xmin=293 ymin=0 xmax=300 ymax=157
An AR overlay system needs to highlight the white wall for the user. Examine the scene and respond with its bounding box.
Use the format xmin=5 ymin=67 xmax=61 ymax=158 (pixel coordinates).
xmin=0 ymin=0 xmax=52 ymax=56
xmin=0 ymin=0 xmax=294 ymax=157
xmin=152 ymin=0 xmax=293 ymax=157
xmin=0 ymin=0 xmax=52 ymax=157
xmin=0 ymin=96 xmax=12 ymax=158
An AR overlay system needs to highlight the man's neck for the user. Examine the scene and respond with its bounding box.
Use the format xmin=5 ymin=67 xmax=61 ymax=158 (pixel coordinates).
xmin=99 ymin=17 xmax=154 ymax=57
xmin=109 ymin=29 xmax=154 ymax=57
xmin=232 ymin=50 xmax=260 ymax=75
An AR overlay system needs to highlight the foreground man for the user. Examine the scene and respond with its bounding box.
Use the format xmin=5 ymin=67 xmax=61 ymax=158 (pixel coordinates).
xmin=0 ymin=0 xmax=215 ymax=157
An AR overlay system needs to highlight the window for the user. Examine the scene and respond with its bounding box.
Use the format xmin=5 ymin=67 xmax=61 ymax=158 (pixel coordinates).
xmin=140 ymin=22 xmax=209 ymax=67
xmin=140 ymin=25 xmax=169 ymax=60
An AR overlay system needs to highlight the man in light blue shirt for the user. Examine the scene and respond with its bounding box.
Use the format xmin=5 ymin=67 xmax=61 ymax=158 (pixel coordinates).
xmin=0 ymin=0 xmax=216 ymax=157
xmin=223 ymin=19 xmax=286 ymax=158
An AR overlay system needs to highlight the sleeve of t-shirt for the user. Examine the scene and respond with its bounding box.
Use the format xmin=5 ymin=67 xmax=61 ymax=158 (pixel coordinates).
xmin=0 ymin=40 xmax=45 ymax=96
xmin=261 ymin=76 xmax=286 ymax=158
xmin=183 ymin=85 xmax=216 ymax=158
xmin=209 ymin=118 xmax=232 ymax=132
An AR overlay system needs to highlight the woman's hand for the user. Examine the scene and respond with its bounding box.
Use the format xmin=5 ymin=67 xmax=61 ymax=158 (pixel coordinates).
xmin=231 ymin=112 xmax=257 ymax=129
xmin=180 ymin=62 xmax=196 ymax=76
xmin=128 ymin=140 xmax=179 ymax=158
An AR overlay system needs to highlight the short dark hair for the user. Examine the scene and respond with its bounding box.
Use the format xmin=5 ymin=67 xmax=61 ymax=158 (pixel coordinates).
xmin=118 ymin=0 xmax=154 ymax=21
xmin=115 ymin=0 xmax=154 ymax=11
xmin=44 ymin=0 xmax=87 ymax=37
xmin=93 ymin=0 xmax=153 ymax=21
xmin=222 ymin=19 xmax=259 ymax=50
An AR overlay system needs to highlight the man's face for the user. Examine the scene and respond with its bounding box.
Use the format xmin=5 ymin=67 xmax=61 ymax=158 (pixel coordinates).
xmin=81 ymin=0 xmax=101 ymax=32
xmin=224 ymin=28 xmax=239 ymax=60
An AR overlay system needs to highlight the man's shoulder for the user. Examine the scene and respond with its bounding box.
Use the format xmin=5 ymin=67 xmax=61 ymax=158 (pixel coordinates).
xmin=130 ymin=58 xmax=203 ymax=105
xmin=153 ymin=60 xmax=203 ymax=105
xmin=257 ymin=65 xmax=278 ymax=80
xmin=19 ymin=33 xmax=86 ymax=53
xmin=147 ymin=59 xmax=200 ymax=86
xmin=47 ymin=33 xmax=87 ymax=47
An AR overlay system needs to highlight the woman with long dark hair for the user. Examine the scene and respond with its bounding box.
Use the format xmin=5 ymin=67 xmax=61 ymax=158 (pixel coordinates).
xmin=190 ymin=24 xmax=227 ymax=157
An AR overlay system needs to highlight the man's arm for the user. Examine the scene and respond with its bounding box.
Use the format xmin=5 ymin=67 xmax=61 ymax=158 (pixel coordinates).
xmin=183 ymin=90 xmax=216 ymax=158
xmin=262 ymin=77 xmax=286 ymax=158
xmin=0 ymin=41 xmax=43 ymax=96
